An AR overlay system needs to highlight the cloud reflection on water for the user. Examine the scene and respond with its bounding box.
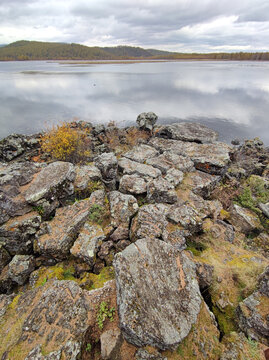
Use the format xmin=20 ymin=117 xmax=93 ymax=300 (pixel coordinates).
xmin=0 ymin=61 xmax=269 ymax=144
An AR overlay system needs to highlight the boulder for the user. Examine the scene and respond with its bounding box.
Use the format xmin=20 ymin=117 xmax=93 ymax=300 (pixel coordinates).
xmin=146 ymin=151 xmax=194 ymax=174
xmin=123 ymin=144 xmax=159 ymax=164
xmin=147 ymin=178 xmax=177 ymax=204
xmin=113 ymin=238 xmax=202 ymax=350
xmin=236 ymin=290 xmax=269 ymax=346
xmin=119 ymin=174 xmax=148 ymax=195
xmin=149 ymin=138 xmax=231 ymax=175
xmin=119 ymin=158 xmax=162 ymax=180
xmin=0 ymin=134 xmax=40 ymax=162
xmin=182 ymin=171 xmax=221 ymax=198
xmin=24 ymin=161 xmax=75 ymax=214
xmin=0 ymin=255 xmax=35 ymax=293
xmin=109 ymin=191 xmax=138 ymax=229
xmin=130 ymin=204 xmax=169 ymax=241
xmin=229 ymin=204 xmax=262 ymax=234
xmin=7 ymin=255 xmax=35 ymax=285
xmin=95 ymin=152 xmax=118 ymax=189
xmin=164 ymin=168 xmax=184 ymax=187
xmin=155 ymin=122 xmax=218 ymax=143
xmin=0 ymin=279 xmax=117 ymax=359
xmin=136 ymin=112 xmax=158 ymax=131
xmin=74 ymin=164 xmax=102 ymax=192
xmin=70 ymin=222 xmax=105 ymax=265
xmin=0 ymin=212 xmax=41 ymax=255
xmin=35 ymin=199 xmax=92 ymax=259
xmin=166 ymin=202 xmax=202 ymax=233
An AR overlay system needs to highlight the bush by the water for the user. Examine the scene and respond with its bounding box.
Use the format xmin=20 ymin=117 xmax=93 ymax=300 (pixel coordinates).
xmin=41 ymin=122 xmax=91 ymax=163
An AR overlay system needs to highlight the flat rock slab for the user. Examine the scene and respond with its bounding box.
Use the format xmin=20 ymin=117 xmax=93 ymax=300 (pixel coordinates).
xmin=149 ymin=138 xmax=231 ymax=175
xmin=114 ymin=238 xmax=201 ymax=350
xmin=146 ymin=151 xmax=194 ymax=174
xmin=155 ymin=122 xmax=218 ymax=143
xmin=119 ymin=158 xmax=162 ymax=179
xmin=122 ymin=144 xmax=159 ymax=164
xmin=119 ymin=174 xmax=148 ymax=195
xmin=36 ymin=199 xmax=92 ymax=259
xmin=25 ymin=161 xmax=75 ymax=204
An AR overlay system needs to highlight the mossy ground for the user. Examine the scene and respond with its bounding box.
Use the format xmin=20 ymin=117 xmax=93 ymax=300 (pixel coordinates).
xmin=188 ymin=225 xmax=268 ymax=338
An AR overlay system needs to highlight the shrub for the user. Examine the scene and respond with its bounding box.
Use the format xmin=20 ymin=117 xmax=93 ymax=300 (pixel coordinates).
xmin=41 ymin=121 xmax=91 ymax=163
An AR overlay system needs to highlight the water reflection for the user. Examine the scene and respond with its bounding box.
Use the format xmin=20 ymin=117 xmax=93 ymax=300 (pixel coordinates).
xmin=0 ymin=61 xmax=269 ymax=144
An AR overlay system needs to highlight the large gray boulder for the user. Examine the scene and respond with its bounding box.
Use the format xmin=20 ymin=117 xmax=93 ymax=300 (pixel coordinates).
xmin=123 ymin=144 xmax=159 ymax=164
xmin=130 ymin=204 xmax=169 ymax=241
xmin=147 ymin=178 xmax=177 ymax=204
xmin=0 ymin=212 xmax=41 ymax=255
xmin=114 ymin=238 xmax=202 ymax=350
xmin=35 ymin=199 xmax=92 ymax=259
xmin=25 ymin=161 xmax=75 ymax=208
xmin=149 ymin=138 xmax=231 ymax=175
xmin=94 ymin=152 xmax=118 ymax=189
xmin=136 ymin=112 xmax=158 ymax=131
xmin=155 ymin=122 xmax=218 ymax=143
xmin=118 ymin=158 xmax=162 ymax=180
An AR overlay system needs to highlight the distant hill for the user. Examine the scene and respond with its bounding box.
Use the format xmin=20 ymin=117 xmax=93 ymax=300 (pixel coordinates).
xmin=0 ymin=40 xmax=268 ymax=61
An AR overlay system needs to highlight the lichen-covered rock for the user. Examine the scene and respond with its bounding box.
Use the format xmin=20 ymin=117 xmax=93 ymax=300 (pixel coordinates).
xmin=74 ymin=164 xmax=102 ymax=192
xmin=95 ymin=152 xmax=118 ymax=189
xmin=70 ymin=222 xmax=105 ymax=265
xmin=135 ymin=348 xmax=166 ymax=360
xmin=230 ymin=204 xmax=262 ymax=234
xmin=0 ymin=212 xmax=41 ymax=255
xmin=149 ymin=138 xmax=231 ymax=175
xmin=130 ymin=204 xmax=169 ymax=241
xmin=0 ymin=279 xmax=117 ymax=359
xmin=114 ymin=238 xmax=202 ymax=350
xmin=155 ymin=122 xmax=218 ymax=143
xmin=195 ymin=262 xmax=214 ymax=291
xmin=123 ymin=144 xmax=159 ymax=164
xmin=202 ymin=219 xmax=235 ymax=243
xmin=24 ymin=161 xmax=75 ymax=213
xmin=136 ymin=112 xmax=158 ymax=131
xmin=164 ymin=168 xmax=184 ymax=187
xmin=0 ymin=133 xmax=40 ymax=162
xmin=236 ymin=290 xmax=269 ymax=345
xmin=119 ymin=174 xmax=148 ymax=195
xmin=167 ymin=201 xmax=203 ymax=233
xmin=109 ymin=191 xmax=138 ymax=228
xmin=119 ymin=158 xmax=162 ymax=179
xmin=147 ymin=178 xmax=177 ymax=204
xmin=7 ymin=254 xmax=35 ymax=285
xmin=182 ymin=171 xmax=221 ymax=198
xmin=35 ymin=199 xmax=92 ymax=259
xmin=0 ymin=254 xmax=35 ymax=293
xmin=146 ymin=151 xmax=194 ymax=174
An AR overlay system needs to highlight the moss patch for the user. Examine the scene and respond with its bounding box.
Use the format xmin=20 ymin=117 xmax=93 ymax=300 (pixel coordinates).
xmin=80 ymin=266 xmax=115 ymax=291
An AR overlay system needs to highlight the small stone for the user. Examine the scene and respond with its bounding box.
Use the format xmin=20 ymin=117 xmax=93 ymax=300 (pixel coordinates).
xmin=100 ymin=328 xmax=122 ymax=360
xmin=7 ymin=254 xmax=35 ymax=285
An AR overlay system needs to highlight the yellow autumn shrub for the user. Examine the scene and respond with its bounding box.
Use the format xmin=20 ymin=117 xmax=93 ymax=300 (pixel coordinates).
xmin=41 ymin=122 xmax=91 ymax=163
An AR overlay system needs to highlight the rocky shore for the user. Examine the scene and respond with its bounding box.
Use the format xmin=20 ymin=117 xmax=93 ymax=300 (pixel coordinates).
xmin=0 ymin=113 xmax=268 ymax=360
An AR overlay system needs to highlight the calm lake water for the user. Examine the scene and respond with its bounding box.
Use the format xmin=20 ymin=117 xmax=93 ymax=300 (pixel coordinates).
xmin=0 ymin=60 xmax=269 ymax=144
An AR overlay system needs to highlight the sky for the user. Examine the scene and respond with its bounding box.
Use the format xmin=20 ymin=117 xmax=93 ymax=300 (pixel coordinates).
xmin=0 ymin=0 xmax=269 ymax=52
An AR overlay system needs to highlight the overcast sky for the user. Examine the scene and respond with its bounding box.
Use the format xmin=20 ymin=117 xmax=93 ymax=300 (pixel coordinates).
xmin=0 ymin=0 xmax=269 ymax=52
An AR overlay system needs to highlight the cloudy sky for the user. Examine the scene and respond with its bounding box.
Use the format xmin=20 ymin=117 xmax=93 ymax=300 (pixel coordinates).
xmin=0 ymin=0 xmax=269 ymax=52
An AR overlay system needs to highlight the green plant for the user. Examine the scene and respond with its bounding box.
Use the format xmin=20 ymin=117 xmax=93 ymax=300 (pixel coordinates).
xmin=97 ymin=301 xmax=115 ymax=329
xmin=89 ymin=204 xmax=105 ymax=225
xmin=33 ymin=205 xmax=44 ymax=216
xmin=85 ymin=343 xmax=92 ymax=352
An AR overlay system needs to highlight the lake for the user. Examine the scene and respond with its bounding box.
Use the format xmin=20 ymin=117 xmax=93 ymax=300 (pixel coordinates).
xmin=0 ymin=60 xmax=269 ymax=145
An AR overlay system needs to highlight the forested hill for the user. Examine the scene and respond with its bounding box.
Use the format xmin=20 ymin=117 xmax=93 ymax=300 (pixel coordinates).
xmin=0 ymin=40 xmax=269 ymax=61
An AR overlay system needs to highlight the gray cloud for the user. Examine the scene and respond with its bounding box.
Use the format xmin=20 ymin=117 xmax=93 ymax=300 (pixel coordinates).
xmin=0 ymin=0 xmax=268 ymax=52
